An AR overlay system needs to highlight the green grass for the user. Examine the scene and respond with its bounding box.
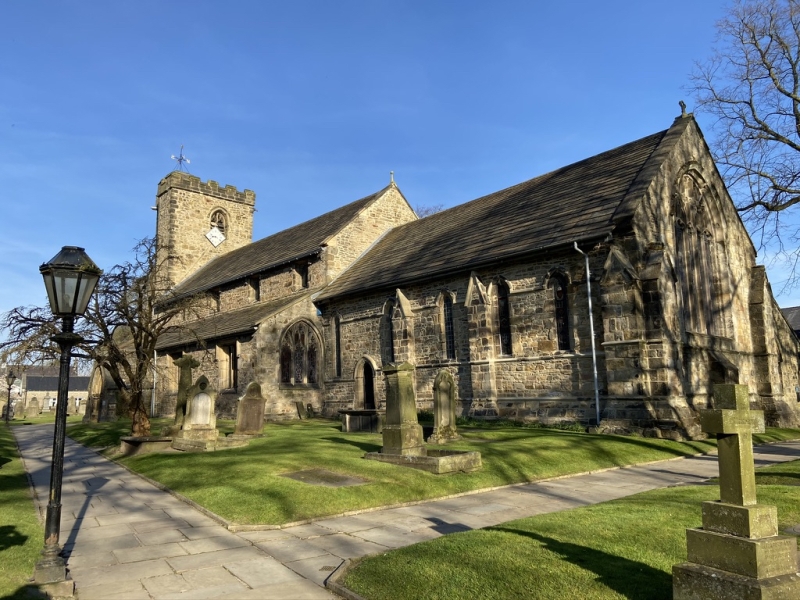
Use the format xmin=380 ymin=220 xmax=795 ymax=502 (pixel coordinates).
xmin=64 ymin=418 xmax=800 ymax=525
xmin=0 ymin=424 xmax=44 ymax=599
xmin=343 ymin=462 xmax=800 ymax=600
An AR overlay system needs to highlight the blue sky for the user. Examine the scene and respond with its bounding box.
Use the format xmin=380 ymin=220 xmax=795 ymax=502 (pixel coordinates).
xmin=4 ymin=0 xmax=797 ymax=319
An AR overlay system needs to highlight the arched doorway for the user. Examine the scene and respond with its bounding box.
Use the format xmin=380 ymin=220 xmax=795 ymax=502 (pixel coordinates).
xmin=353 ymin=356 xmax=379 ymax=410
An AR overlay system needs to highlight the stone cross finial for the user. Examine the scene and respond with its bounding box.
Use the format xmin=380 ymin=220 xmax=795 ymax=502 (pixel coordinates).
xmin=679 ymin=100 xmax=687 ymax=117
xmin=390 ymin=170 xmax=394 ymax=184
xmin=699 ymin=384 xmax=765 ymax=506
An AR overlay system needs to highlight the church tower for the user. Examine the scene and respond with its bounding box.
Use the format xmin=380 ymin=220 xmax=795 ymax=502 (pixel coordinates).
xmin=154 ymin=172 xmax=256 ymax=286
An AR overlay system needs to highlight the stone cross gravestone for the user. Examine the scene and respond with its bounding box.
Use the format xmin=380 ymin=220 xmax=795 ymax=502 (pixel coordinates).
xmin=381 ymin=362 xmax=425 ymax=456
xmin=233 ymin=381 xmax=266 ymax=437
xmin=673 ymin=384 xmax=800 ymax=598
xmin=428 ymin=370 xmax=461 ymax=444
xmin=164 ymin=355 xmax=200 ymax=436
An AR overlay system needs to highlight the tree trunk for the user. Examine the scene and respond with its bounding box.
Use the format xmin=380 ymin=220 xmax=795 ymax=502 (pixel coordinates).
xmin=129 ymin=390 xmax=151 ymax=437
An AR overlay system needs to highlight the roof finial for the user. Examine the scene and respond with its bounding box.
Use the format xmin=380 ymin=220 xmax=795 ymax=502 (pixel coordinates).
xmin=679 ymin=100 xmax=687 ymax=117
xmin=390 ymin=170 xmax=394 ymax=184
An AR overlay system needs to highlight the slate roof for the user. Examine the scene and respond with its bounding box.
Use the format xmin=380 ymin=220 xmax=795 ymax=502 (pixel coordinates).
xmin=156 ymin=290 xmax=314 ymax=350
xmin=25 ymin=376 xmax=90 ymax=392
xmin=171 ymin=186 xmax=393 ymax=299
xmin=317 ymin=119 xmax=687 ymax=302
xmin=781 ymin=306 xmax=800 ymax=333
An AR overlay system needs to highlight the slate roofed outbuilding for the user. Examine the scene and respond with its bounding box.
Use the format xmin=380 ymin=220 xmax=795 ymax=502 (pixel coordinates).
xmin=156 ymin=289 xmax=314 ymax=350
xmin=315 ymin=119 xmax=690 ymax=302
xmin=170 ymin=185 xmax=397 ymax=299
xmin=25 ymin=376 xmax=90 ymax=392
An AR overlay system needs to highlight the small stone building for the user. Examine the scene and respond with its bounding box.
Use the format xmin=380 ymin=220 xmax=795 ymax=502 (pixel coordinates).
xmin=146 ymin=113 xmax=800 ymax=438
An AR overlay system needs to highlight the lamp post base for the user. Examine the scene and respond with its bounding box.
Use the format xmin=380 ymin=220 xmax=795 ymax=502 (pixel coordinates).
xmin=34 ymin=551 xmax=74 ymax=597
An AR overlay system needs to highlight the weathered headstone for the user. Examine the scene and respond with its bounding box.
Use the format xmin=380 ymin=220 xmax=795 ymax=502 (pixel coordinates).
xmin=428 ymin=370 xmax=461 ymax=444
xmin=171 ymin=376 xmax=248 ymax=452
xmin=163 ymin=354 xmax=200 ymax=436
xmin=66 ymin=397 xmax=76 ymax=416
xmin=26 ymin=397 xmax=40 ymax=419
xmin=233 ymin=382 xmax=266 ymax=437
xmin=381 ymin=362 xmax=425 ymax=456
xmin=364 ymin=362 xmax=481 ymax=473
xmin=673 ymin=384 xmax=800 ymax=598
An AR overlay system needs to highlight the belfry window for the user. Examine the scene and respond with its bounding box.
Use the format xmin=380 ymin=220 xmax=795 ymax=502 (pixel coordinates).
xmin=279 ymin=321 xmax=320 ymax=386
xmin=497 ymin=280 xmax=512 ymax=356
xmin=443 ymin=294 xmax=456 ymax=360
xmin=210 ymin=210 xmax=226 ymax=234
xmin=551 ymin=274 xmax=570 ymax=350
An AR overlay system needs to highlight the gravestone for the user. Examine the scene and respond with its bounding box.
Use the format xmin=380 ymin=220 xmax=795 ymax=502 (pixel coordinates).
xmin=163 ymin=355 xmax=200 ymax=436
xmin=172 ymin=375 xmax=219 ymax=451
xmin=232 ymin=382 xmax=266 ymax=437
xmin=66 ymin=397 xmax=76 ymax=416
xmin=77 ymin=400 xmax=85 ymax=416
xmin=381 ymin=362 xmax=425 ymax=456
xmin=428 ymin=370 xmax=461 ymax=444
xmin=673 ymin=384 xmax=800 ymax=598
xmin=364 ymin=362 xmax=481 ymax=473
xmin=25 ymin=397 xmax=40 ymax=419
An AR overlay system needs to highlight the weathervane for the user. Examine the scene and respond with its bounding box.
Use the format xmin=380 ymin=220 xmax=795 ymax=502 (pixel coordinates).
xmin=171 ymin=145 xmax=191 ymax=172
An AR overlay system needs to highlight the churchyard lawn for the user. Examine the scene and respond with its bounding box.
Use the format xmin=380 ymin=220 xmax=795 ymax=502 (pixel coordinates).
xmin=341 ymin=461 xmax=800 ymax=600
xmin=0 ymin=424 xmax=44 ymax=599
xmin=65 ymin=418 xmax=800 ymax=526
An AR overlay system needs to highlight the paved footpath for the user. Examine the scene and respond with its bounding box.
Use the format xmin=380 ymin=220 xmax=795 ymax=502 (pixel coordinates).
xmin=14 ymin=425 xmax=800 ymax=600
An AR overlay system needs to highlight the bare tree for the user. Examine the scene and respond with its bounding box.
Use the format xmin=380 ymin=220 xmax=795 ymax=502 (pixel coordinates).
xmin=690 ymin=0 xmax=800 ymax=288
xmin=415 ymin=203 xmax=445 ymax=218
xmin=1 ymin=238 xmax=206 ymax=436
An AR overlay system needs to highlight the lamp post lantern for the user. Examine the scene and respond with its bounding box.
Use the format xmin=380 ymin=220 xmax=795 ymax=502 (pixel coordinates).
xmin=4 ymin=370 xmax=14 ymax=424
xmin=33 ymin=246 xmax=101 ymax=590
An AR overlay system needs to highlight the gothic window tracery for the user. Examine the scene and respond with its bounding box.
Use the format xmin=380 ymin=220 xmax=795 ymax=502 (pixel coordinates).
xmin=279 ymin=321 xmax=321 ymax=386
xmin=673 ymin=173 xmax=722 ymax=336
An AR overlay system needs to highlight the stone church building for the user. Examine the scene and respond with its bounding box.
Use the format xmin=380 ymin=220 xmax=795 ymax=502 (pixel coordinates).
xmin=106 ymin=113 xmax=800 ymax=438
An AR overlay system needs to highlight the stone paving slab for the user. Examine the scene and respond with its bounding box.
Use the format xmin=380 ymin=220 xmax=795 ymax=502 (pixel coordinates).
xmin=12 ymin=424 xmax=800 ymax=600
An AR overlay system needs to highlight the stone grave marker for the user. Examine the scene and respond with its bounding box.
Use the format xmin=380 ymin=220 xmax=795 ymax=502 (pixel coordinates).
xmin=364 ymin=362 xmax=481 ymax=473
xmin=66 ymin=397 xmax=76 ymax=416
xmin=232 ymin=381 xmax=266 ymax=437
xmin=382 ymin=362 xmax=425 ymax=456
xmin=673 ymin=384 xmax=800 ymax=598
xmin=163 ymin=354 xmax=200 ymax=436
xmin=172 ymin=375 xmax=219 ymax=451
xmin=25 ymin=397 xmax=40 ymax=419
xmin=428 ymin=370 xmax=461 ymax=444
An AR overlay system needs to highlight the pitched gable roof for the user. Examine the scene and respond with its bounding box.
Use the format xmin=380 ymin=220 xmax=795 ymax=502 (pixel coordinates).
xmin=782 ymin=306 xmax=800 ymax=332
xmin=171 ymin=185 xmax=396 ymax=298
xmin=317 ymin=119 xmax=689 ymax=301
xmin=156 ymin=289 xmax=313 ymax=350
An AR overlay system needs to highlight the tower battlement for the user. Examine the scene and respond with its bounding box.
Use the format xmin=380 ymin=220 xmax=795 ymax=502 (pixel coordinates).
xmin=157 ymin=171 xmax=255 ymax=206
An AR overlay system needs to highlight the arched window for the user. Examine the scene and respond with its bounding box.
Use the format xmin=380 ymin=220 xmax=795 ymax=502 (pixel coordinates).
xmin=674 ymin=174 xmax=719 ymax=336
xmin=279 ymin=321 xmax=321 ymax=386
xmin=443 ymin=294 xmax=456 ymax=360
xmin=382 ymin=299 xmax=395 ymax=364
xmin=550 ymin=274 xmax=570 ymax=350
xmin=497 ymin=280 xmax=512 ymax=356
xmin=334 ymin=316 xmax=342 ymax=377
xmin=210 ymin=210 xmax=226 ymax=234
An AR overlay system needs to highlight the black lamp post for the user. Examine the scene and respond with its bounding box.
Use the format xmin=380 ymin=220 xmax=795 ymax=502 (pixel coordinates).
xmin=4 ymin=370 xmax=14 ymax=424
xmin=33 ymin=246 xmax=101 ymax=587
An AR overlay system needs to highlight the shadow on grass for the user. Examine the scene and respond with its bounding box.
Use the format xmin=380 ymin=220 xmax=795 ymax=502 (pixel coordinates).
xmin=491 ymin=527 xmax=672 ymax=600
xmin=322 ymin=436 xmax=382 ymax=453
xmin=0 ymin=525 xmax=28 ymax=552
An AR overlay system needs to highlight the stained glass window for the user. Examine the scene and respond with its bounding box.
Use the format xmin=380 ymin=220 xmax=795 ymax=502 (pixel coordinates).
xmin=279 ymin=321 xmax=321 ymax=386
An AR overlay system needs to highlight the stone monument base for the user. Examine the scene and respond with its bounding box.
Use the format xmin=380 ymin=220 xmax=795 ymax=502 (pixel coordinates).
xmin=364 ymin=449 xmax=482 ymax=474
xmin=673 ymin=562 xmax=800 ymax=599
xmin=340 ymin=409 xmax=383 ymax=433
xmin=119 ymin=436 xmax=173 ymax=456
xmin=382 ymin=423 xmax=425 ymax=456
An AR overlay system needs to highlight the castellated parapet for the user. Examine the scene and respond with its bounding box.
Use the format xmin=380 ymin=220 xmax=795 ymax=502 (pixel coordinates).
xmin=155 ymin=171 xmax=256 ymax=287
xmin=156 ymin=172 xmax=256 ymax=206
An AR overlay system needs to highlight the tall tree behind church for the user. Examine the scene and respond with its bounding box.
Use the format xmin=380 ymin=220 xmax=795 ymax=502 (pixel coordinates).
xmin=691 ymin=0 xmax=800 ymax=290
